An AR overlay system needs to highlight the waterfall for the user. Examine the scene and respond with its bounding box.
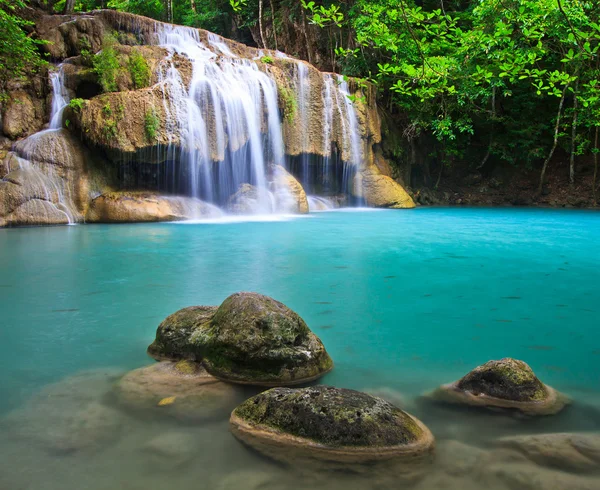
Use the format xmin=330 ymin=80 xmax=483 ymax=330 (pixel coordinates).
xmin=307 ymin=195 xmax=337 ymax=211
xmin=155 ymin=24 xmax=285 ymax=213
xmin=6 ymin=64 xmax=78 ymax=224
xmin=295 ymin=62 xmax=312 ymax=189
xmin=49 ymin=66 xmax=69 ymax=130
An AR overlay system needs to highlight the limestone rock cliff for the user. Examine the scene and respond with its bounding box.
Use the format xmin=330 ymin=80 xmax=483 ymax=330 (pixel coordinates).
xmin=0 ymin=9 xmax=414 ymax=227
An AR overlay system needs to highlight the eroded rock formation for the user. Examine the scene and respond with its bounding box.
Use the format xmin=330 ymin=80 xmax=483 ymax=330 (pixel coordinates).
xmin=0 ymin=8 xmax=414 ymax=227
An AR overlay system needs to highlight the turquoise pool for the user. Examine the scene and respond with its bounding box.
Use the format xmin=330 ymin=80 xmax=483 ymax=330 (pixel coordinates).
xmin=0 ymin=208 xmax=599 ymax=489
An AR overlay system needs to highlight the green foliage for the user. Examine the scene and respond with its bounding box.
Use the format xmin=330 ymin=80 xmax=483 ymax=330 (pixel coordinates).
xmin=93 ymin=35 xmax=121 ymax=93
xmin=229 ymin=0 xmax=247 ymax=14
xmin=144 ymin=107 xmax=160 ymax=141
xmin=102 ymin=102 xmax=113 ymax=117
xmin=103 ymin=119 xmax=118 ymax=141
xmin=79 ymin=36 xmax=95 ymax=66
xmin=301 ymin=0 xmax=344 ymax=28
xmin=0 ymin=0 xmax=47 ymax=96
xmin=301 ymin=0 xmax=600 ymax=176
xmin=260 ymin=56 xmax=274 ymax=64
xmin=278 ymin=85 xmax=297 ymax=123
xmin=128 ymin=49 xmax=151 ymax=89
xmin=106 ymin=0 xmax=164 ymax=19
xmin=68 ymin=98 xmax=86 ymax=112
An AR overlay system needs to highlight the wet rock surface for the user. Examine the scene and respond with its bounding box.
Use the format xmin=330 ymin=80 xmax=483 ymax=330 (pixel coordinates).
xmin=431 ymin=358 xmax=569 ymax=415
xmin=86 ymin=192 xmax=222 ymax=223
xmin=195 ymin=292 xmax=333 ymax=385
xmin=148 ymin=306 xmax=218 ymax=361
xmin=232 ymin=385 xmax=428 ymax=449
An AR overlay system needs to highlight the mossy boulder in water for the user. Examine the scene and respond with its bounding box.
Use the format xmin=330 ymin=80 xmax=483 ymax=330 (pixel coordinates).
xmin=230 ymin=385 xmax=434 ymax=466
xmin=195 ymin=292 xmax=333 ymax=385
xmin=147 ymin=306 xmax=217 ymax=361
xmin=430 ymin=358 xmax=569 ymax=415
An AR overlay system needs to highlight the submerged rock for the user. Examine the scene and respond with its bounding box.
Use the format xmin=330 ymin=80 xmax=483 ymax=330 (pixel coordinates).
xmin=114 ymin=360 xmax=239 ymax=421
xmin=269 ymin=165 xmax=309 ymax=214
xmin=430 ymin=358 xmax=569 ymax=415
xmin=141 ymin=431 xmax=200 ymax=469
xmin=230 ymin=385 xmax=434 ymax=466
xmin=488 ymin=462 xmax=600 ymax=490
xmin=147 ymin=306 xmax=218 ymax=361
xmin=496 ymin=432 xmax=600 ymax=474
xmin=1 ymin=369 xmax=126 ymax=454
xmin=196 ymin=292 xmax=333 ymax=386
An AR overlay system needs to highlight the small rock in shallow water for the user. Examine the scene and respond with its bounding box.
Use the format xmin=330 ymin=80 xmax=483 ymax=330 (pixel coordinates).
xmin=2 ymin=369 xmax=126 ymax=454
xmin=142 ymin=431 xmax=198 ymax=470
xmin=114 ymin=361 xmax=239 ymax=421
xmin=496 ymin=432 xmax=600 ymax=474
xmin=428 ymin=358 xmax=569 ymax=416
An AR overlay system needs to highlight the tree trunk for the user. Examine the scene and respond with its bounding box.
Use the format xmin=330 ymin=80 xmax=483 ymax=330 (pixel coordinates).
xmin=477 ymin=86 xmax=495 ymax=170
xmin=593 ymin=126 xmax=599 ymax=207
xmin=164 ymin=0 xmax=173 ymax=23
xmin=269 ymin=0 xmax=278 ymax=50
xmin=258 ymin=0 xmax=267 ymax=48
xmin=538 ymin=83 xmax=569 ymax=195
xmin=63 ymin=0 xmax=75 ymax=14
xmin=569 ymin=78 xmax=579 ymax=185
xmin=300 ymin=4 xmax=313 ymax=64
xmin=190 ymin=0 xmax=196 ymax=14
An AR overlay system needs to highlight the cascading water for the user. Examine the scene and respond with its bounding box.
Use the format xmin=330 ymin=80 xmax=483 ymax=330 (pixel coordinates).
xmin=5 ymin=65 xmax=80 ymax=224
xmin=295 ymin=62 xmax=312 ymax=189
xmin=140 ymin=22 xmax=368 ymax=215
xmin=156 ymin=24 xmax=285 ymax=214
xmin=49 ymin=66 xmax=69 ymax=130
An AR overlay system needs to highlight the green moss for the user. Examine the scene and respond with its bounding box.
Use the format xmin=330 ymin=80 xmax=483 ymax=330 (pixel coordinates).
xmin=144 ymin=107 xmax=160 ymax=141
xmin=260 ymin=55 xmax=274 ymax=64
xmin=457 ymin=358 xmax=548 ymax=402
xmin=147 ymin=306 xmax=217 ymax=361
xmin=102 ymin=102 xmax=113 ymax=117
xmin=234 ymin=386 xmax=423 ymax=447
xmin=68 ymin=98 xmax=85 ymax=112
xmin=278 ymin=85 xmax=297 ymax=123
xmin=128 ymin=49 xmax=151 ymax=89
xmin=174 ymin=360 xmax=198 ymax=375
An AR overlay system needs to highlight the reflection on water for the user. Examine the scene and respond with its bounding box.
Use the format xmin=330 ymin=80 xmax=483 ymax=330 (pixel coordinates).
xmin=0 ymin=208 xmax=599 ymax=488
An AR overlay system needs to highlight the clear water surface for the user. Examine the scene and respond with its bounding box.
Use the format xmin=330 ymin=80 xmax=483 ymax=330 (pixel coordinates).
xmin=0 ymin=208 xmax=599 ymax=490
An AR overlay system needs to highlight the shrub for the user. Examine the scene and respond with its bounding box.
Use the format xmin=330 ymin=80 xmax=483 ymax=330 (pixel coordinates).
xmin=93 ymin=35 xmax=120 ymax=93
xmin=260 ymin=56 xmax=274 ymax=64
xmin=144 ymin=107 xmax=160 ymax=141
xmin=68 ymin=98 xmax=85 ymax=112
xmin=128 ymin=49 xmax=151 ymax=89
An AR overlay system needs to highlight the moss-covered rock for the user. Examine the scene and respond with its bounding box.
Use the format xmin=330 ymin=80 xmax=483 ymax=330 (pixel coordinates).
xmin=147 ymin=306 xmax=217 ymax=361
xmin=114 ymin=361 xmax=239 ymax=421
xmin=230 ymin=385 xmax=434 ymax=465
xmin=195 ymin=292 xmax=333 ymax=386
xmin=430 ymin=358 xmax=569 ymax=415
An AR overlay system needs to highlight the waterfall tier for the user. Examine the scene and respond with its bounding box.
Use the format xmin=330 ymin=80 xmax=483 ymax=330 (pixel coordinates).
xmin=0 ymin=10 xmax=414 ymax=227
